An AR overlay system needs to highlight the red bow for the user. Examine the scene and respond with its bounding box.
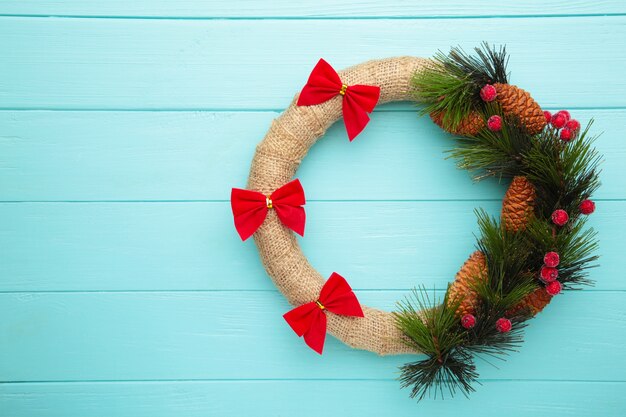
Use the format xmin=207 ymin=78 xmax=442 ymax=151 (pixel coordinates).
xmin=283 ymin=272 xmax=364 ymax=354
xmin=231 ymin=179 xmax=306 ymax=241
xmin=297 ymin=58 xmax=381 ymax=141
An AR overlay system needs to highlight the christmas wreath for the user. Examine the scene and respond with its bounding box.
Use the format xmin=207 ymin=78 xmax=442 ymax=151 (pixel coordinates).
xmin=230 ymin=44 xmax=601 ymax=400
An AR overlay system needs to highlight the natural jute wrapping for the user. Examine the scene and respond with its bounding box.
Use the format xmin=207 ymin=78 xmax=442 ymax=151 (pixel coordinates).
xmin=247 ymin=57 xmax=430 ymax=355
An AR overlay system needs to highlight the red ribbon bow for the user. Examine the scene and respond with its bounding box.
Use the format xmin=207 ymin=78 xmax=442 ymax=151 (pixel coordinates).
xmin=283 ymin=272 xmax=364 ymax=354
xmin=231 ymin=179 xmax=306 ymax=241
xmin=297 ymin=58 xmax=381 ymax=141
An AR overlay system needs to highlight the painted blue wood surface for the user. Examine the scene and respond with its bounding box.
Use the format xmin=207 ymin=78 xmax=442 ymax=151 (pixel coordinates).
xmin=1 ymin=2 xmax=625 ymax=416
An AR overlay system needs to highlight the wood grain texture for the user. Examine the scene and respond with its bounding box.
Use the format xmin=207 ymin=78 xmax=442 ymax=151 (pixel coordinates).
xmin=0 ymin=109 xmax=622 ymax=201
xmin=2 ymin=381 xmax=625 ymax=417
xmin=1 ymin=291 xmax=625 ymax=382
xmin=0 ymin=6 xmax=622 ymax=417
xmin=0 ymin=201 xmax=620 ymax=291
xmin=1 ymin=17 xmax=626 ymax=110
xmin=1 ymin=1 xmax=625 ymax=18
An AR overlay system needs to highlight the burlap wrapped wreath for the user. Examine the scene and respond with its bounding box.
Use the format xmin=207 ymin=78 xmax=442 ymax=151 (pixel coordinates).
xmin=231 ymin=45 xmax=600 ymax=399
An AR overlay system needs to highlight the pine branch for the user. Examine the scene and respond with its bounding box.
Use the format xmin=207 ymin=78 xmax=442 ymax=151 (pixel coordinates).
xmin=394 ymin=288 xmax=477 ymax=400
xmin=445 ymin=42 xmax=509 ymax=86
xmin=399 ymin=44 xmax=602 ymax=401
xmin=412 ymin=64 xmax=476 ymax=129
xmin=447 ymin=107 xmax=533 ymax=180
xmin=526 ymin=217 xmax=599 ymax=288
xmin=523 ymin=121 xmax=602 ymax=219
xmin=474 ymin=209 xmax=537 ymax=307
xmin=399 ymin=349 xmax=478 ymax=400
xmin=412 ymin=43 xmax=508 ymax=130
xmin=463 ymin=306 xmax=528 ymax=359
xmin=395 ymin=288 xmax=463 ymax=357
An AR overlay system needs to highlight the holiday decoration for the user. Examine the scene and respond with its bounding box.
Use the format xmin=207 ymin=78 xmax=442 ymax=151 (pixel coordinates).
xmin=540 ymin=266 xmax=559 ymax=283
xmin=230 ymin=44 xmax=601 ymax=402
xmin=231 ymin=179 xmax=306 ymax=241
xmin=551 ymin=112 xmax=567 ymax=129
xmin=546 ymin=280 xmax=563 ymax=296
xmin=560 ymin=128 xmax=573 ymax=141
xmin=430 ymin=110 xmax=485 ymax=136
xmin=543 ymin=110 xmax=552 ymax=123
xmin=557 ymin=110 xmax=571 ymax=121
xmin=487 ymin=115 xmax=503 ymax=131
xmin=283 ymin=272 xmax=364 ymax=354
xmin=544 ymin=252 xmax=560 ymax=268
xmin=461 ymin=314 xmax=477 ymax=329
xmin=480 ymin=84 xmax=497 ymax=102
xmin=495 ymin=318 xmax=512 ymax=333
xmin=297 ymin=58 xmax=380 ymax=140
xmin=501 ymin=176 xmax=536 ymax=232
xmin=506 ymin=287 xmax=553 ymax=316
xmin=551 ymin=209 xmax=569 ymax=226
xmin=493 ymin=83 xmax=546 ymax=134
xmin=580 ymin=199 xmax=596 ymax=215
xmin=447 ymin=251 xmax=487 ymax=317
xmin=566 ymin=119 xmax=581 ymax=132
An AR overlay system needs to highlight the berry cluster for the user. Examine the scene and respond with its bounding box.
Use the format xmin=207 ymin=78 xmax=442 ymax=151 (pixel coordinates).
xmin=464 ymin=94 xmax=598 ymax=331
xmin=544 ymin=109 xmax=581 ymax=142
xmin=544 ymin=110 xmax=596 ymax=227
xmin=542 ymin=106 xmax=597 ymax=293
xmin=551 ymin=199 xmax=596 ymax=227
xmin=540 ymin=251 xmax=562 ymax=296
xmin=480 ymin=84 xmax=504 ymax=132
xmin=545 ymin=198 xmax=595 ymax=295
xmin=460 ymin=313 xmax=512 ymax=334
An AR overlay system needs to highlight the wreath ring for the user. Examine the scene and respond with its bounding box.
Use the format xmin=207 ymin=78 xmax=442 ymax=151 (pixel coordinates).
xmin=231 ymin=45 xmax=600 ymax=399
xmin=247 ymin=56 xmax=426 ymax=356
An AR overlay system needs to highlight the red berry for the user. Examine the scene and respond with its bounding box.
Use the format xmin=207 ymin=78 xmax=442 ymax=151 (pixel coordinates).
xmin=546 ymin=280 xmax=562 ymax=296
xmin=551 ymin=113 xmax=567 ymax=129
xmin=543 ymin=110 xmax=552 ymax=123
xmin=540 ymin=266 xmax=559 ymax=283
xmin=461 ymin=314 xmax=476 ymax=329
xmin=565 ymin=119 xmax=580 ymax=132
xmin=551 ymin=209 xmax=569 ymax=226
xmin=544 ymin=251 xmax=560 ymax=268
xmin=487 ymin=115 xmax=502 ymax=131
xmin=580 ymin=199 xmax=596 ymax=215
xmin=560 ymin=128 xmax=573 ymax=141
xmin=480 ymin=84 xmax=497 ymax=102
xmin=557 ymin=110 xmax=571 ymax=122
xmin=496 ymin=318 xmax=512 ymax=333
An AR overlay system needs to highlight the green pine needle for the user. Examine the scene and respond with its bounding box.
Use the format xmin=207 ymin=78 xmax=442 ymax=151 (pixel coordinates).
xmin=523 ymin=121 xmax=602 ymax=218
xmin=412 ymin=43 xmax=509 ymax=131
xmin=394 ymin=288 xmax=477 ymax=400
xmin=447 ymin=106 xmax=533 ymax=180
xmin=397 ymin=43 xmax=601 ymax=401
xmin=474 ymin=209 xmax=537 ymax=307
xmin=394 ymin=287 xmax=463 ymax=356
xmin=526 ymin=217 xmax=599 ymax=288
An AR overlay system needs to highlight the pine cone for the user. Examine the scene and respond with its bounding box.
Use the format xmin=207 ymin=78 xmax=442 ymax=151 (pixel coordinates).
xmin=430 ymin=110 xmax=485 ymax=136
xmin=500 ymin=175 xmax=552 ymax=317
xmin=447 ymin=251 xmax=487 ymax=317
xmin=507 ymin=287 xmax=552 ymax=317
xmin=501 ymin=176 xmax=536 ymax=232
xmin=448 ymin=177 xmax=546 ymax=319
xmin=493 ymin=83 xmax=546 ymax=135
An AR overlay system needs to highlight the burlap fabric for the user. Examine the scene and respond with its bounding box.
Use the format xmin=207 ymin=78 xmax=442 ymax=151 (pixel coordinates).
xmin=247 ymin=57 xmax=430 ymax=355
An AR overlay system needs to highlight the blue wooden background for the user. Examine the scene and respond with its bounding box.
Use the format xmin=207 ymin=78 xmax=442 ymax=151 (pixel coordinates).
xmin=1 ymin=2 xmax=625 ymax=416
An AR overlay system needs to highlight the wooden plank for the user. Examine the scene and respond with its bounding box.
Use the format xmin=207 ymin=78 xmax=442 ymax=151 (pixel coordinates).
xmin=0 ymin=291 xmax=624 ymax=382
xmin=1 ymin=17 xmax=625 ymax=109
xmin=1 ymin=1 xmax=625 ymax=18
xmin=1 ymin=380 xmax=624 ymax=417
xmin=0 ymin=109 xmax=619 ymax=201
xmin=0 ymin=200 xmax=616 ymax=292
